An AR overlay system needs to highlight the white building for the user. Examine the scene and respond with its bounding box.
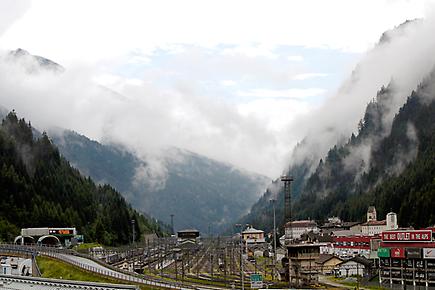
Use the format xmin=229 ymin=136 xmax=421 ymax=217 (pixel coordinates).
xmin=367 ymin=206 xmax=377 ymax=222
xmin=337 ymin=256 xmax=371 ymax=277
xmin=360 ymin=207 xmax=397 ymax=236
xmin=385 ymin=212 xmax=398 ymax=230
xmin=285 ymin=220 xmax=319 ymax=240
xmin=0 ymin=257 xmax=32 ymax=276
xmin=361 ymin=220 xmax=387 ymax=236
xmin=242 ymin=226 xmax=265 ymax=244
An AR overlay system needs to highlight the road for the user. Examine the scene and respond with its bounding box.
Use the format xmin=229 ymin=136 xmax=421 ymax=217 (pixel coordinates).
xmin=318 ymin=274 xmax=370 ymax=290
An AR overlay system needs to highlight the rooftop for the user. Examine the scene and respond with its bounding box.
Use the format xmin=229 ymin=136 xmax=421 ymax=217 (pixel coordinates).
xmin=316 ymin=254 xmax=343 ymax=264
xmin=285 ymin=220 xmax=317 ymax=228
xmin=367 ymin=206 xmax=376 ymax=213
xmin=177 ymin=228 xmax=199 ymax=233
xmin=362 ymin=220 xmax=386 ymax=226
xmin=242 ymin=226 xmax=264 ymax=234
xmin=286 ymin=242 xmax=323 ymax=248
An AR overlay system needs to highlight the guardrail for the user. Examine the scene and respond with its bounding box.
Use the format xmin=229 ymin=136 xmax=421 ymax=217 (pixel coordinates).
xmin=0 ymin=274 xmax=139 ymax=290
xmin=0 ymin=243 xmax=191 ymax=289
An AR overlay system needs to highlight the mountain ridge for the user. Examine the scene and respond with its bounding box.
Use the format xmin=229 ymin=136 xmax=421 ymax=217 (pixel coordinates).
xmin=49 ymin=128 xmax=270 ymax=234
xmin=0 ymin=111 xmax=167 ymax=244
xmin=241 ymin=20 xmax=435 ymax=232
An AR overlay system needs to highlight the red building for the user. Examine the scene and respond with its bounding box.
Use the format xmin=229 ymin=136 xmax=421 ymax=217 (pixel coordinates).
xmin=332 ymin=235 xmax=376 ymax=258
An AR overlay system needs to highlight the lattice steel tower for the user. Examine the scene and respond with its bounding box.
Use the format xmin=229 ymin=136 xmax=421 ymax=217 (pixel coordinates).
xmin=281 ymin=175 xmax=294 ymax=238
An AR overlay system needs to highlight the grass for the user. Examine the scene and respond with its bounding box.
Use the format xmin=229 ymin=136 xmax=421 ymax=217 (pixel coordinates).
xmin=327 ymin=276 xmax=388 ymax=290
xmin=36 ymin=256 xmax=164 ymax=290
xmin=72 ymin=242 xmax=102 ymax=251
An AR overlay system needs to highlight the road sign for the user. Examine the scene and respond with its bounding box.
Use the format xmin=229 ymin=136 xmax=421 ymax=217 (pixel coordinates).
xmin=250 ymin=274 xmax=263 ymax=289
xmin=424 ymin=248 xmax=435 ymax=259
xmin=377 ymin=247 xmax=390 ymax=258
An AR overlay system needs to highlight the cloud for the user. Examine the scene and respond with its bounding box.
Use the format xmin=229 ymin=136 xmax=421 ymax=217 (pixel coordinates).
xmin=220 ymin=80 xmax=237 ymax=87
xmin=0 ymin=0 xmax=429 ymax=65
xmin=222 ymin=45 xmax=278 ymax=59
xmin=287 ymin=55 xmax=304 ymax=62
xmin=292 ymin=73 xmax=329 ymax=81
xmin=0 ymin=0 xmax=30 ymax=37
xmin=236 ymin=88 xmax=326 ymax=99
xmin=237 ymin=98 xmax=312 ymax=131
xmin=286 ymin=13 xmax=435 ymax=177
xmin=0 ymin=0 xmax=433 ymax=182
xmin=0 ymin=50 xmax=299 ymax=178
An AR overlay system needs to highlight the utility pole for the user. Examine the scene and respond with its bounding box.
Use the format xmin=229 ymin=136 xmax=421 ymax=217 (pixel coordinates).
xmin=175 ymin=254 xmax=178 ymax=280
xmin=270 ymin=198 xmax=277 ymax=280
xmin=356 ymin=262 xmax=360 ymax=290
xmin=235 ymin=224 xmax=245 ymax=290
xmin=131 ymin=219 xmax=135 ymax=245
xmin=170 ymin=214 xmax=174 ymax=235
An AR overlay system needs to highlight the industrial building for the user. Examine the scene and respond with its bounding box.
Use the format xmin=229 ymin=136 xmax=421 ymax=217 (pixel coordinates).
xmin=282 ymin=243 xmax=321 ymax=286
xmin=285 ymin=220 xmax=319 ymax=240
xmin=176 ymin=229 xmax=200 ymax=248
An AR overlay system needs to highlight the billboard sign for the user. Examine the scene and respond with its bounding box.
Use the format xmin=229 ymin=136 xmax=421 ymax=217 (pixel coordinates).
xmin=250 ymin=274 xmax=263 ymax=289
xmin=381 ymin=230 xmax=432 ymax=242
xmin=423 ymin=248 xmax=435 ymax=259
xmin=406 ymin=248 xmax=422 ymax=259
xmin=378 ymin=247 xmax=390 ymax=258
xmin=391 ymin=248 xmax=405 ymax=258
xmin=48 ymin=229 xmax=74 ymax=235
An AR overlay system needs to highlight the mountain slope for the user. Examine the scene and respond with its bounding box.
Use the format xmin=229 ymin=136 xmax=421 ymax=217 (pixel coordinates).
xmin=243 ymin=72 xmax=435 ymax=232
xmin=1 ymin=48 xmax=269 ymax=234
xmin=294 ymin=76 xmax=435 ymax=227
xmin=242 ymin=19 xmax=435 ymax=232
xmin=0 ymin=111 xmax=165 ymax=244
xmin=6 ymin=48 xmax=64 ymax=73
xmin=49 ymin=130 xmax=269 ymax=234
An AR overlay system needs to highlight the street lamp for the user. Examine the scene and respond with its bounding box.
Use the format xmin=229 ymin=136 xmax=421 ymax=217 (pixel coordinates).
xmin=270 ymin=199 xmax=277 ymax=280
xmin=131 ymin=219 xmax=135 ymax=245
xmin=170 ymin=214 xmax=174 ymax=236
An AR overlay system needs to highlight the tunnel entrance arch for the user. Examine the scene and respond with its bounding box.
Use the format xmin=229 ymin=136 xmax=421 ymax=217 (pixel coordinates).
xmin=14 ymin=235 xmax=35 ymax=245
xmin=37 ymin=235 xmax=61 ymax=246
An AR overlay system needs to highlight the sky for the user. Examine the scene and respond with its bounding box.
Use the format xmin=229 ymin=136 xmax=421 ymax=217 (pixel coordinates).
xmin=0 ymin=0 xmax=433 ymax=178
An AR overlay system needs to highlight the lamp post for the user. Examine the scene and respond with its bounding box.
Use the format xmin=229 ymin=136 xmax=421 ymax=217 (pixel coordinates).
xmin=170 ymin=214 xmax=174 ymax=236
xmin=235 ymin=224 xmax=245 ymax=290
xmin=270 ymin=199 xmax=277 ymax=280
xmin=131 ymin=219 xmax=135 ymax=245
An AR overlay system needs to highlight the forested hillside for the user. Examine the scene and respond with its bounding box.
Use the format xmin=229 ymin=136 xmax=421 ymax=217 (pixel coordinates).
xmin=243 ymin=72 xmax=435 ymax=231
xmin=0 ymin=111 xmax=166 ymax=244
xmin=294 ymin=76 xmax=435 ymax=227
xmin=50 ymin=130 xmax=269 ymax=234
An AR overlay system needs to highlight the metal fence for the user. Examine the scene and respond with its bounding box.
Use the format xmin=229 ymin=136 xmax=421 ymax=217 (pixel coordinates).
xmin=0 ymin=243 xmax=191 ymax=289
xmin=0 ymin=274 xmax=139 ymax=290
